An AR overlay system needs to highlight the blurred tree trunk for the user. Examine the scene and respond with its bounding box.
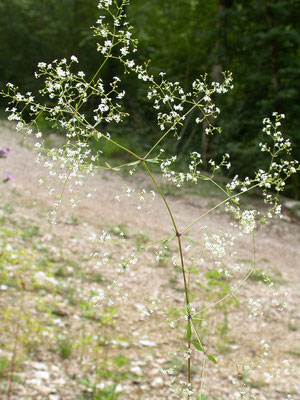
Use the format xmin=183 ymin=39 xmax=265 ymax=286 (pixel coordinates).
xmin=263 ymin=0 xmax=279 ymax=97
xmin=201 ymin=0 xmax=227 ymax=169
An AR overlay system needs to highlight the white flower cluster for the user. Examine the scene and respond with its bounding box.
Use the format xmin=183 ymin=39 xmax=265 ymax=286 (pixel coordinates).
xmin=95 ymin=0 xmax=137 ymax=59
xmin=97 ymin=0 xmax=113 ymax=8
xmin=159 ymin=151 xmax=233 ymax=190
xmin=248 ymin=297 xmax=263 ymax=318
xmin=225 ymin=205 xmax=258 ymax=235
xmin=115 ymin=185 xmax=156 ymax=210
xmin=123 ymin=60 xmax=233 ymax=138
xmin=170 ymin=379 xmax=194 ymax=400
xmin=223 ymin=113 xmax=299 ymax=229
xmin=204 ymin=231 xmax=235 ymax=258
xmin=263 ymin=358 xmax=295 ymax=384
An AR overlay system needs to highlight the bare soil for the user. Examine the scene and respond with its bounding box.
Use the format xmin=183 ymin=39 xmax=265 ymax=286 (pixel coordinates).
xmin=0 ymin=121 xmax=299 ymax=400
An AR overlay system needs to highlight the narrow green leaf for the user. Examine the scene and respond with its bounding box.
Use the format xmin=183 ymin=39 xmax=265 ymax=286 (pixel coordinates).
xmin=146 ymin=159 xmax=159 ymax=163
xmin=182 ymin=235 xmax=195 ymax=243
xmin=163 ymin=237 xmax=173 ymax=245
xmin=187 ymin=321 xmax=192 ymax=341
xmin=207 ymin=354 xmax=217 ymax=364
xmin=191 ymin=340 xmax=204 ymax=352
xmin=104 ymin=162 xmax=120 ymax=171
xmin=231 ymin=295 xmax=239 ymax=305
xmin=127 ymin=161 xmax=139 ymax=166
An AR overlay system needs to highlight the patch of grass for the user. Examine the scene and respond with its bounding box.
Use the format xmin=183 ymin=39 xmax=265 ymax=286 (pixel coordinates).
xmin=108 ymin=224 xmax=129 ymax=238
xmin=65 ymin=215 xmax=80 ymax=225
xmin=2 ymin=203 xmax=14 ymax=214
xmin=0 ymin=226 xmax=18 ymax=238
xmin=288 ymin=320 xmax=298 ymax=332
xmin=54 ymin=266 xmax=66 ymax=278
xmin=248 ymin=269 xmax=267 ymax=283
xmin=112 ymin=354 xmax=129 ymax=368
xmin=90 ymin=273 xmax=103 ymax=283
xmin=64 ymin=286 xmax=80 ymax=306
xmin=205 ymin=269 xmax=229 ymax=282
xmin=80 ymin=300 xmax=101 ymax=321
xmin=288 ymin=203 xmax=300 ymax=219
xmin=134 ymin=232 xmax=150 ymax=249
xmin=0 ymin=357 xmax=8 ymax=378
xmin=80 ymin=379 xmax=121 ymax=400
xmin=57 ymin=338 xmax=73 ymax=359
xmin=21 ymin=225 xmax=40 ymax=241
xmin=11 ymin=188 xmax=22 ymax=198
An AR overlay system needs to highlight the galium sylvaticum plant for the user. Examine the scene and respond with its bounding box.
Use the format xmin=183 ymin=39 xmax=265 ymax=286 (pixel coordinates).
xmin=1 ymin=0 xmax=299 ymax=398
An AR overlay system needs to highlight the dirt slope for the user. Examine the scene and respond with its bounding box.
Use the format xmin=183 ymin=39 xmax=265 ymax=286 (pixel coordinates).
xmin=0 ymin=121 xmax=299 ymax=400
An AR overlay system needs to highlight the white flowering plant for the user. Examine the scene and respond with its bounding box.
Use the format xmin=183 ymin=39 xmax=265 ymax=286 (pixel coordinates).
xmin=1 ymin=0 xmax=299 ymax=399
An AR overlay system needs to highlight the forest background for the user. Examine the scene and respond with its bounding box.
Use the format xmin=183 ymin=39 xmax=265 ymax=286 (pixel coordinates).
xmin=0 ymin=0 xmax=299 ymax=197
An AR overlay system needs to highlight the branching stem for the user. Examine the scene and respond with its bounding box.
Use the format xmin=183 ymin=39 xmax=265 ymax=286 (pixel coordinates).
xmin=143 ymin=161 xmax=192 ymax=383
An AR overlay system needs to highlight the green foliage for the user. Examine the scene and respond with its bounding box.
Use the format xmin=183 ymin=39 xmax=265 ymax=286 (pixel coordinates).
xmin=80 ymin=378 xmax=121 ymax=400
xmin=0 ymin=0 xmax=299 ymax=196
xmin=0 ymin=357 xmax=8 ymax=378
xmin=0 ymin=194 xmax=131 ymax=398
xmin=57 ymin=337 xmax=73 ymax=359
xmin=196 ymin=269 xmax=233 ymax=308
xmin=213 ymin=0 xmax=300 ymax=197
xmin=0 ymin=0 xmax=99 ymax=92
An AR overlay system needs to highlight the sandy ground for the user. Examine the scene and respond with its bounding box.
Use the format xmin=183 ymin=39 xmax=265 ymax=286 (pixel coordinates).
xmin=0 ymin=120 xmax=299 ymax=400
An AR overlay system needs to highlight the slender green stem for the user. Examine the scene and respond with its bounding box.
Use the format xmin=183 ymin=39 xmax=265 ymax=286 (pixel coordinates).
xmin=199 ymin=355 xmax=206 ymax=399
xmin=69 ymin=105 xmax=141 ymax=160
xmin=119 ymin=235 xmax=174 ymax=259
xmin=143 ymin=161 xmax=192 ymax=383
xmin=101 ymin=160 xmax=140 ymax=170
xmin=177 ymin=235 xmax=191 ymax=383
xmin=193 ymin=267 xmax=254 ymax=316
xmin=144 ymin=97 xmax=204 ymax=159
xmin=177 ymin=236 xmax=190 ymax=308
xmin=143 ymin=162 xmax=178 ymax=231
xmin=191 ymin=320 xmax=205 ymax=352
xmin=209 ymin=178 xmax=228 ymax=195
xmin=252 ymin=230 xmax=256 ymax=271
xmin=181 ymin=183 xmax=261 ymax=235
xmin=181 ymin=197 xmax=229 ymax=235
xmin=102 ymin=135 xmax=141 ymax=159
xmin=193 ymin=231 xmax=257 ymax=317
xmin=76 ymin=12 xmax=117 ymax=112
